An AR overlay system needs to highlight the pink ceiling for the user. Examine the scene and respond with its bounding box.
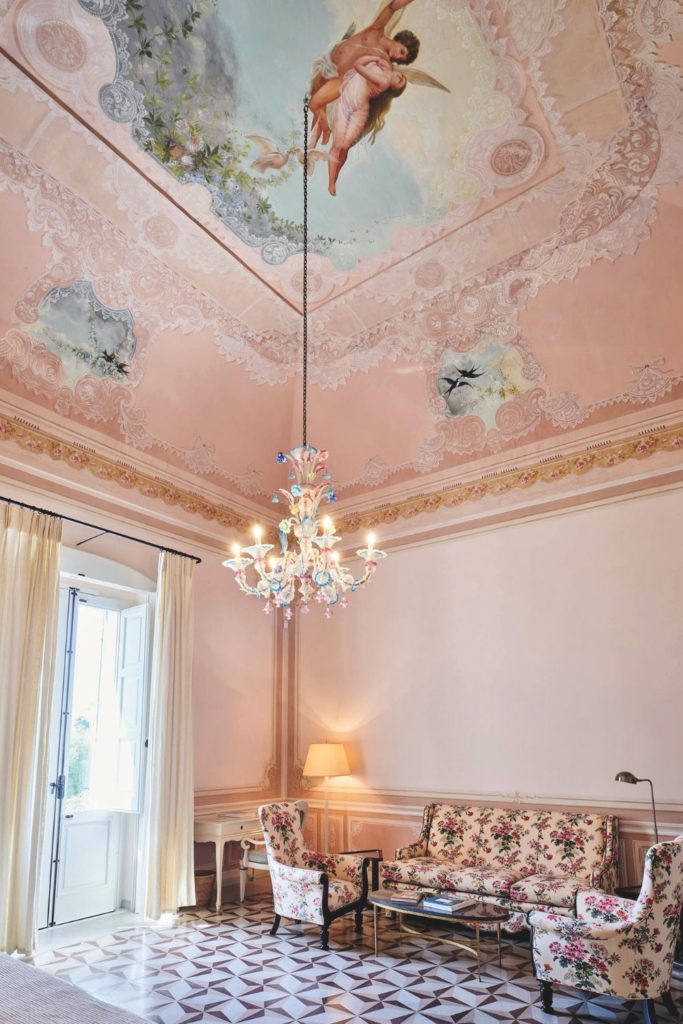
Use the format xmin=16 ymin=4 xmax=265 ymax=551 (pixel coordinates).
xmin=0 ymin=0 xmax=682 ymax=522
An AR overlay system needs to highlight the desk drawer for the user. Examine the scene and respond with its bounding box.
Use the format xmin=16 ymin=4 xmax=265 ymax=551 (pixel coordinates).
xmin=216 ymin=815 xmax=261 ymax=833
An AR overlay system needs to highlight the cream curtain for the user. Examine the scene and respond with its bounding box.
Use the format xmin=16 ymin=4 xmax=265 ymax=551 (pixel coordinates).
xmin=143 ymin=551 xmax=196 ymax=917
xmin=0 ymin=505 xmax=62 ymax=954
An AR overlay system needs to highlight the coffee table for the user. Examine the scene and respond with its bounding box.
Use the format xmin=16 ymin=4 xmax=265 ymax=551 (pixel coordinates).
xmin=369 ymin=891 xmax=511 ymax=978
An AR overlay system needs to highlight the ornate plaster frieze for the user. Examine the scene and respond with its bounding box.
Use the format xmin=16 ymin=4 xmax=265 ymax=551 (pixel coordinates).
xmin=0 ymin=410 xmax=250 ymax=529
xmin=1 ymin=410 xmax=681 ymax=538
xmin=337 ymin=422 xmax=683 ymax=531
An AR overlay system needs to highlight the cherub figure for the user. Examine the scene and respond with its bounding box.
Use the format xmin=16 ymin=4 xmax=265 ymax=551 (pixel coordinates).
xmin=310 ymin=0 xmax=419 ymax=147
xmin=326 ymin=55 xmax=406 ymax=195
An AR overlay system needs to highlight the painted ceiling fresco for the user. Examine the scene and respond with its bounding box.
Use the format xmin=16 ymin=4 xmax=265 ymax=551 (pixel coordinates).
xmin=0 ymin=0 xmax=682 ymax=530
xmin=84 ymin=0 xmax=554 ymax=275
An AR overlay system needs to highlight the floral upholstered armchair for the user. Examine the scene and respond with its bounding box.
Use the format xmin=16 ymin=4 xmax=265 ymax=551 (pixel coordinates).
xmin=258 ymin=802 xmax=372 ymax=949
xmin=530 ymin=838 xmax=683 ymax=1024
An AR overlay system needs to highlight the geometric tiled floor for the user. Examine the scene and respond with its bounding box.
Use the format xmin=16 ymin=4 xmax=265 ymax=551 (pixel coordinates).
xmin=31 ymin=895 xmax=683 ymax=1024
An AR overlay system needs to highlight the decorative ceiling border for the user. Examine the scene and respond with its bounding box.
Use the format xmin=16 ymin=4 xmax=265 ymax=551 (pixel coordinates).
xmin=337 ymin=422 xmax=683 ymax=531
xmin=1 ymin=410 xmax=681 ymax=537
xmin=0 ymin=411 xmax=249 ymax=530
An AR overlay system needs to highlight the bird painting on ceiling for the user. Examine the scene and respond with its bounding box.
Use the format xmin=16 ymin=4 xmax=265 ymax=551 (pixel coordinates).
xmin=246 ymin=136 xmax=329 ymax=176
xmin=440 ymin=364 xmax=484 ymax=398
xmin=438 ymin=338 xmax=532 ymax=425
xmin=28 ymin=281 xmax=137 ymax=389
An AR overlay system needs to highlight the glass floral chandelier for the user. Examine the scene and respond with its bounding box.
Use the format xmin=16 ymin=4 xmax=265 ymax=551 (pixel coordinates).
xmin=223 ymin=99 xmax=386 ymax=621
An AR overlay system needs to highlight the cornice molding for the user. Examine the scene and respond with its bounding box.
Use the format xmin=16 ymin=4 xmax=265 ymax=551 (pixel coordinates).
xmin=337 ymin=423 xmax=683 ymax=531
xmin=0 ymin=411 xmax=250 ymax=530
xmin=2 ymin=413 xmax=682 ymax=539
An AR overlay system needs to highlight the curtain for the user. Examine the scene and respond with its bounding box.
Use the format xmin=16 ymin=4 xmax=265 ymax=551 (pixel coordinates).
xmin=0 ymin=505 xmax=62 ymax=954
xmin=143 ymin=551 xmax=196 ymax=917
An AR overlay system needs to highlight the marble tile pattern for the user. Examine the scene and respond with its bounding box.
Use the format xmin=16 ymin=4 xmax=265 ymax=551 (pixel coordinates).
xmin=30 ymin=896 xmax=682 ymax=1024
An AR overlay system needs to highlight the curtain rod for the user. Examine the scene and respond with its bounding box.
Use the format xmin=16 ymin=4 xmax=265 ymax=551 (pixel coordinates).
xmin=0 ymin=495 xmax=202 ymax=564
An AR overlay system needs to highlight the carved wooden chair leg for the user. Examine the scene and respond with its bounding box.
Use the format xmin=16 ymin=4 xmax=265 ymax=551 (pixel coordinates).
xmin=643 ymin=999 xmax=660 ymax=1024
xmin=320 ymin=927 xmax=330 ymax=950
xmin=540 ymin=980 xmax=554 ymax=1014
xmin=661 ymin=992 xmax=679 ymax=1020
xmin=269 ymin=914 xmax=281 ymax=937
xmin=355 ymin=908 xmax=363 ymax=933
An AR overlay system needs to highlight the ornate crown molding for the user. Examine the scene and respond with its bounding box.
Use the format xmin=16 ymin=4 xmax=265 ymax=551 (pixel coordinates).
xmin=1 ymin=410 xmax=680 ymax=538
xmin=337 ymin=422 xmax=683 ymax=531
xmin=0 ymin=411 xmax=249 ymax=529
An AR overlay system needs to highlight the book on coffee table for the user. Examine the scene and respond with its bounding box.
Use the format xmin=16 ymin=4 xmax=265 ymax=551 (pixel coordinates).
xmin=390 ymin=892 xmax=423 ymax=907
xmin=421 ymin=896 xmax=478 ymax=914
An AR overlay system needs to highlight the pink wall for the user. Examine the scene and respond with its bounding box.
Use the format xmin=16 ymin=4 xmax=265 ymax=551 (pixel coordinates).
xmin=57 ymin=524 xmax=278 ymax=799
xmin=192 ymin=557 xmax=278 ymax=796
xmin=295 ymin=488 xmax=683 ymax=808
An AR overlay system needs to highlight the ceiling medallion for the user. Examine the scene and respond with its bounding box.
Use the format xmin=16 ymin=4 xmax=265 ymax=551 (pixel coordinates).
xmin=223 ymin=99 xmax=386 ymax=621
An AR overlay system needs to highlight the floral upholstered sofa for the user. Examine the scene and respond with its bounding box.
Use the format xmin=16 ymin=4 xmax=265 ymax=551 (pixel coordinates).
xmin=379 ymin=804 xmax=619 ymax=929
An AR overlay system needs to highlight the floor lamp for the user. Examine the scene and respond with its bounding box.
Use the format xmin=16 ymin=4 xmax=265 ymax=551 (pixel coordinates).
xmin=615 ymin=770 xmax=659 ymax=843
xmin=303 ymin=743 xmax=350 ymax=853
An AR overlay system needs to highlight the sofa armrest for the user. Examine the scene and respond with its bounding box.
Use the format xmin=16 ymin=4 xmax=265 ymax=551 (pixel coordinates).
xmin=302 ymin=850 xmax=364 ymax=884
xmin=272 ymin=861 xmax=325 ymax=886
xmin=396 ymin=841 xmax=426 ymax=860
xmin=576 ymin=889 xmax=635 ymax=924
xmin=340 ymin=848 xmax=382 ymax=891
xmin=395 ymin=804 xmax=434 ymax=860
xmin=529 ymin=907 xmax=633 ymax=942
xmin=590 ymin=815 xmax=619 ymax=892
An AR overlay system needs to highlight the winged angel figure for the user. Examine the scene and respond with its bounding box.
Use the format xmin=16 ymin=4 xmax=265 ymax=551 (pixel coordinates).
xmin=308 ymin=0 xmax=450 ymax=194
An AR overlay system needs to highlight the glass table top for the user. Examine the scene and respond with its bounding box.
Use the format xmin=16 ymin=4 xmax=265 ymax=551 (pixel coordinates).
xmin=369 ymin=891 xmax=511 ymax=922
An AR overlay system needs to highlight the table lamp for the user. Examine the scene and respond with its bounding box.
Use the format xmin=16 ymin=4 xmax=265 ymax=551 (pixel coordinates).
xmin=615 ymin=770 xmax=659 ymax=843
xmin=303 ymin=742 xmax=350 ymax=852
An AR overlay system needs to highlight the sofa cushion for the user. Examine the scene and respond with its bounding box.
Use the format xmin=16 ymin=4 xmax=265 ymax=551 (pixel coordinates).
xmin=380 ymin=857 xmax=521 ymax=898
xmin=524 ymin=811 xmax=609 ymax=878
xmin=381 ymin=856 xmax=457 ymax=890
xmin=426 ymin=804 xmax=487 ymax=864
xmin=477 ymin=808 xmax=535 ymax=872
xmin=509 ymin=872 xmax=588 ymax=909
xmin=446 ymin=866 xmax=522 ymax=898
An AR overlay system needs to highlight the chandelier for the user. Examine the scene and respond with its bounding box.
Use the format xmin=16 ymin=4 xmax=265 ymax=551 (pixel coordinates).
xmin=223 ymin=99 xmax=386 ymax=621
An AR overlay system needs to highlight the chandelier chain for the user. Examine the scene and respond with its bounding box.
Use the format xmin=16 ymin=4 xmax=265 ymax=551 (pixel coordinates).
xmin=302 ymin=96 xmax=309 ymax=448
xmin=223 ymin=97 xmax=386 ymax=619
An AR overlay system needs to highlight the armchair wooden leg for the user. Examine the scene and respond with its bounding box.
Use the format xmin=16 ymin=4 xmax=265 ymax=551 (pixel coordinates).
xmin=354 ymin=908 xmax=363 ymax=933
xmin=320 ymin=926 xmax=329 ymax=950
xmin=661 ymin=992 xmax=679 ymax=1020
xmin=269 ymin=914 xmax=281 ymax=937
xmin=540 ymin=980 xmax=554 ymax=1014
xmin=643 ymin=999 xmax=659 ymax=1024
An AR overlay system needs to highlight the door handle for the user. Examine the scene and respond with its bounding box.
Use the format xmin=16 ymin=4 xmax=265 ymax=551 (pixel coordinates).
xmin=50 ymin=775 xmax=66 ymax=800
xmin=64 ymin=814 xmax=74 ymax=819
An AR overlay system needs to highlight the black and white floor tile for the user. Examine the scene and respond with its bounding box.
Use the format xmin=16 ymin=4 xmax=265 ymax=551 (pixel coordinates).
xmin=31 ymin=896 xmax=683 ymax=1024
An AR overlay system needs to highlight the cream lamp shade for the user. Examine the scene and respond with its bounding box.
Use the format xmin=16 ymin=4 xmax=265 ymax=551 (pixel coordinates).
xmin=303 ymin=743 xmax=349 ymax=778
